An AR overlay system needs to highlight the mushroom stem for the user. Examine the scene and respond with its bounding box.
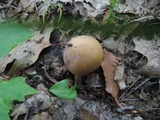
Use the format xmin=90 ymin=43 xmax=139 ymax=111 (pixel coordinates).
xmin=75 ymin=75 xmax=84 ymax=89
xmin=75 ymin=75 xmax=81 ymax=83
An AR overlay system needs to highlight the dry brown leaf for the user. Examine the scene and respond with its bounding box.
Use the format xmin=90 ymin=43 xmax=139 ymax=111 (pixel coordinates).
xmin=102 ymin=10 xmax=109 ymax=25
xmin=0 ymin=28 xmax=53 ymax=76
xmin=101 ymin=49 xmax=120 ymax=103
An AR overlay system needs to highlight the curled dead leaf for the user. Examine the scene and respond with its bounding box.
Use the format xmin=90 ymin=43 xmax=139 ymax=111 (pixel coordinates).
xmin=101 ymin=49 xmax=120 ymax=104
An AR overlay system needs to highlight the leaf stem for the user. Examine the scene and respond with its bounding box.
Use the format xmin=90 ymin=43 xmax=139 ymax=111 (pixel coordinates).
xmin=50 ymin=43 xmax=72 ymax=46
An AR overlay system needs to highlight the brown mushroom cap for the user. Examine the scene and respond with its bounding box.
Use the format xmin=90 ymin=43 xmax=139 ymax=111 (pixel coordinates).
xmin=63 ymin=35 xmax=103 ymax=76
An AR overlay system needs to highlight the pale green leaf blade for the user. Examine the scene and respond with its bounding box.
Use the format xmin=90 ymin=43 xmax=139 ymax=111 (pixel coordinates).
xmin=49 ymin=79 xmax=77 ymax=100
xmin=0 ymin=22 xmax=32 ymax=57
xmin=0 ymin=77 xmax=37 ymax=109
xmin=0 ymin=97 xmax=10 ymax=120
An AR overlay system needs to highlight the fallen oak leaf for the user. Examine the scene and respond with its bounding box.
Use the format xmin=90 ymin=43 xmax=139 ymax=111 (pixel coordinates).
xmin=101 ymin=49 xmax=120 ymax=105
xmin=0 ymin=28 xmax=53 ymax=76
xmin=133 ymin=36 xmax=160 ymax=78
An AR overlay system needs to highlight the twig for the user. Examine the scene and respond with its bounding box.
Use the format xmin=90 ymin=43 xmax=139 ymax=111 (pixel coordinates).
xmin=50 ymin=43 xmax=72 ymax=47
xmin=127 ymin=78 xmax=151 ymax=96
xmin=0 ymin=0 xmax=14 ymax=10
xmin=136 ymin=107 xmax=159 ymax=120
xmin=42 ymin=66 xmax=57 ymax=83
xmin=117 ymin=106 xmax=135 ymax=113
xmin=120 ymin=98 xmax=141 ymax=102
xmin=119 ymin=76 xmax=141 ymax=100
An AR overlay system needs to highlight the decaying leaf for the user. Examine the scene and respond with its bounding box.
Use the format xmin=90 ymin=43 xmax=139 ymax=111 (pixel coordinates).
xmin=10 ymin=91 xmax=55 ymax=120
xmin=59 ymin=0 xmax=109 ymax=17
xmin=133 ymin=35 xmax=160 ymax=78
xmin=0 ymin=28 xmax=53 ymax=76
xmin=19 ymin=0 xmax=36 ymax=13
xmin=51 ymin=97 xmax=102 ymax=120
xmin=78 ymin=108 xmax=99 ymax=120
xmin=31 ymin=112 xmax=52 ymax=120
xmin=115 ymin=63 xmax=126 ymax=90
xmin=101 ymin=49 xmax=120 ymax=103
xmin=114 ymin=0 xmax=159 ymax=17
xmin=102 ymin=35 xmax=125 ymax=54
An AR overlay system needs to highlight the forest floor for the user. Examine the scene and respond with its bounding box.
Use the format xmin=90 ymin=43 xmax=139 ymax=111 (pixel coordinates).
xmin=0 ymin=0 xmax=160 ymax=120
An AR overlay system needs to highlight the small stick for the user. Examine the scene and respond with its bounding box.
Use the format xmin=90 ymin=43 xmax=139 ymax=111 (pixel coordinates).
xmin=127 ymin=78 xmax=151 ymax=96
xmin=119 ymin=76 xmax=141 ymax=100
xmin=42 ymin=66 xmax=57 ymax=83
xmin=50 ymin=43 xmax=72 ymax=47
xmin=0 ymin=0 xmax=14 ymax=10
xmin=117 ymin=106 xmax=135 ymax=113
xmin=120 ymin=98 xmax=141 ymax=102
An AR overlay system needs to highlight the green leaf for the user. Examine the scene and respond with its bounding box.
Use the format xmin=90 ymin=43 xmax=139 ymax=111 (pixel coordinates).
xmin=0 ymin=80 xmax=3 ymax=84
xmin=0 ymin=97 xmax=10 ymax=120
xmin=0 ymin=77 xmax=37 ymax=109
xmin=0 ymin=22 xmax=32 ymax=58
xmin=49 ymin=79 xmax=77 ymax=100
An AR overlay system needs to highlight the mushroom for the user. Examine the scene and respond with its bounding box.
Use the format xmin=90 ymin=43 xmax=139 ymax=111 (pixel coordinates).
xmin=63 ymin=35 xmax=103 ymax=76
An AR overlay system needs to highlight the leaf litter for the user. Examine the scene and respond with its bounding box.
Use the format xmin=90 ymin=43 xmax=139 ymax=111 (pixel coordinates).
xmin=0 ymin=0 xmax=160 ymax=119
xmin=10 ymin=91 xmax=55 ymax=120
xmin=1 ymin=32 xmax=159 ymax=119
